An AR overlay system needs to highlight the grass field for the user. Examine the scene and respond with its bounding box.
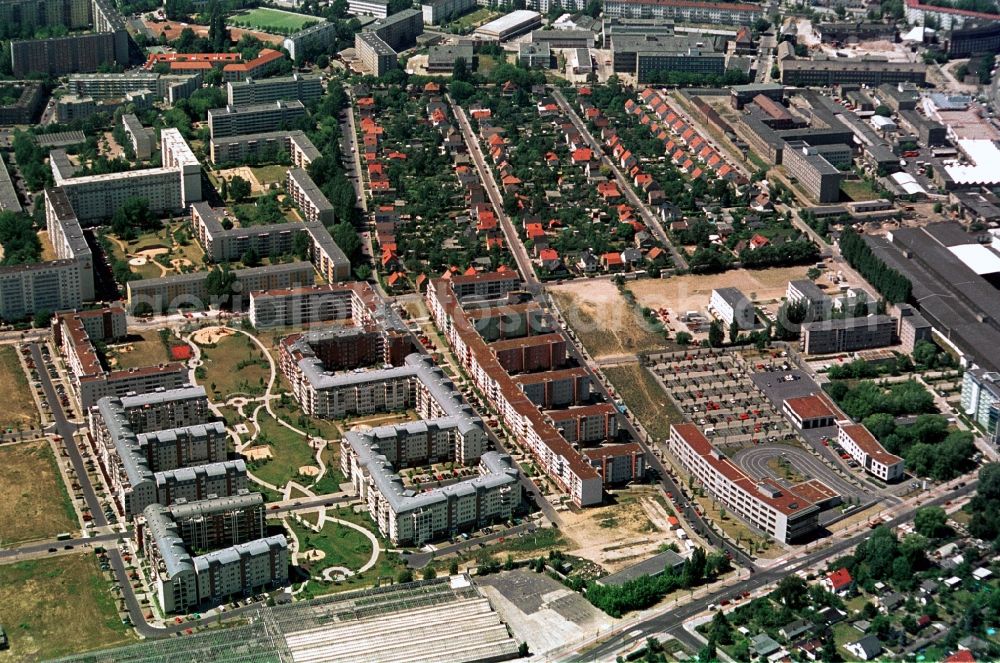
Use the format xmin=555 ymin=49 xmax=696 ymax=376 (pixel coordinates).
xmin=107 ymin=331 xmax=170 ymax=370
xmin=0 ymin=346 xmax=38 ymax=431
xmin=0 ymin=555 xmax=132 ymax=660
xmin=446 ymin=7 xmax=498 ymax=29
xmin=0 ymin=440 xmax=77 ymax=547
xmin=602 ymin=364 xmax=682 ymax=443
xmin=251 ymin=164 xmax=291 ymax=185
xmin=196 ymin=333 xmax=270 ymax=400
xmin=247 ymin=414 xmax=319 ymax=488
xmin=291 ymin=519 xmax=375 ymax=574
xmin=230 ymin=7 xmax=317 ymax=33
xmin=840 ymin=178 xmax=880 ymax=202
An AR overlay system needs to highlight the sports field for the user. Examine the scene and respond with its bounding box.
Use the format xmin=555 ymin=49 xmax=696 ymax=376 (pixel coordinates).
xmin=230 ymin=7 xmax=318 ymax=33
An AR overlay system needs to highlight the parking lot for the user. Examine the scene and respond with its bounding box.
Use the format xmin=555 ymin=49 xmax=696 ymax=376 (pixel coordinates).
xmin=647 ymin=348 xmax=794 ymax=447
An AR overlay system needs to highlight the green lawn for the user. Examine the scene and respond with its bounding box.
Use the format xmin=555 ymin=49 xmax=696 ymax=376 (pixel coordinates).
xmin=107 ymin=331 xmax=171 ymax=370
xmin=246 ymin=414 xmax=319 ymax=488
xmin=195 ymin=332 xmax=270 ymax=400
xmin=446 ymin=7 xmax=498 ymax=29
xmin=0 ymin=345 xmax=37 ymax=431
xmin=271 ymin=398 xmax=342 ymax=441
xmin=0 ymin=555 xmax=132 ymax=660
xmin=230 ymin=7 xmax=318 ymax=33
xmin=251 ymin=164 xmax=290 ymax=185
xmin=290 ymin=519 xmax=375 ymax=574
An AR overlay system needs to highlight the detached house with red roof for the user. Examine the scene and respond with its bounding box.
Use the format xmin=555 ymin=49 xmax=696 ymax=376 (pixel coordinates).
xmin=823 ymin=568 xmax=854 ymax=596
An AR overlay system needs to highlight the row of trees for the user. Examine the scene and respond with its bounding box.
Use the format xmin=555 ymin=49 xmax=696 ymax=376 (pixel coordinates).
xmin=825 ymin=379 xmax=934 ymax=421
xmin=861 ymin=411 xmax=976 ymax=481
xmin=0 ymin=211 xmax=40 ymax=266
xmin=738 ymin=238 xmax=819 ymax=268
xmin=839 ymin=227 xmax=911 ymax=304
xmin=586 ymin=548 xmax=731 ymax=617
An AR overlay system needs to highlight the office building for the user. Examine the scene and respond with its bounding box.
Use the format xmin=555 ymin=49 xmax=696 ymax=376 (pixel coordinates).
xmin=709 ymin=287 xmax=755 ymax=330
xmin=355 ymin=32 xmax=397 ymax=77
xmin=787 ymin=279 xmax=832 ymax=321
xmin=668 ymin=424 xmax=821 ymax=542
xmin=226 ymin=74 xmax=322 ymax=107
xmin=209 ymin=130 xmax=319 ymax=168
xmin=837 ymin=423 xmax=905 ymax=481
xmin=207 ymin=100 xmax=306 ymax=140
xmin=474 ymin=10 xmax=543 ymax=41
xmin=518 ymin=42 xmax=551 ymax=69
xmin=422 ymin=0 xmax=476 ymax=24
xmin=530 ymin=29 xmax=595 ymax=48
xmin=602 ymin=18 xmax=677 ymax=48
xmin=603 ymin=0 xmax=763 ymax=26
xmin=801 ymin=315 xmax=896 ymax=354
xmin=783 ymin=141 xmax=845 ymax=203
xmin=426 ymin=42 xmax=474 ymax=73
xmin=282 ymin=20 xmax=338 ymax=62
xmin=348 ymin=0 xmax=390 ymax=17
xmin=126 ymin=262 xmax=315 ymax=314
xmin=779 ymin=58 xmax=927 ymax=86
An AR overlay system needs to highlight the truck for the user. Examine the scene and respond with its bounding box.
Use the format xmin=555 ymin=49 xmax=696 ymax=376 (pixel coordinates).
xmin=56 ymin=532 xmax=72 ymax=541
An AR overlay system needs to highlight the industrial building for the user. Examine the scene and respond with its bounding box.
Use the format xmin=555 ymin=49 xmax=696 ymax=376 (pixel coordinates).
xmin=518 ymin=42 xmax=551 ymax=69
xmin=474 ymin=10 xmax=543 ymax=41
xmin=667 ymin=423 xmax=821 ymax=543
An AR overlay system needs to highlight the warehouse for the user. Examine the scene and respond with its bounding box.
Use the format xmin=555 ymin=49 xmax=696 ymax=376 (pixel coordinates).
xmin=474 ymin=10 xmax=543 ymax=41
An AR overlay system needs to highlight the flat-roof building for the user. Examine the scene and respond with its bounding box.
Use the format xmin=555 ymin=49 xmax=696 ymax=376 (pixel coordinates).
xmin=209 ymin=129 xmax=320 ymax=168
xmin=518 ymin=42 xmax=551 ymax=69
xmin=783 ymin=141 xmax=845 ymax=203
xmin=787 ymin=279 xmax=832 ymax=321
xmin=282 ymin=20 xmax=339 ymax=62
xmin=709 ymin=287 xmax=755 ymax=330
xmin=474 ymin=10 xmax=542 ymax=41
xmin=226 ymin=74 xmax=323 ymax=107
xmin=780 ymin=58 xmax=927 ymax=86
xmin=348 ymin=0 xmax=390 ymax=17
xmin=207 ymin=100 xmax=307 ymax=140
xmin=426 ymin=42 xmax=474 ymax=72
xmin=603 ymin=0 xmax=763 ymax=26
xmin=355 ymin=31 xmax=398 ymax=77
xmin=121 ymin=113 xmax=152 ymax=160
xmin=422 ymin=0 xmax=476 ymax=25
xmin=801 ymin=315 xmax=896 ymax=354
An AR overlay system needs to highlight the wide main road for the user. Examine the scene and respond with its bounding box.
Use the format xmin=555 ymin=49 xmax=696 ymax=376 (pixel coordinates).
xmin=571 ymin=480 xmax=978 ymax=661
xmin=448 ymin=95 xmax=539 ymax=291
xmin=551 ymin=89 xmax=687 ymax=270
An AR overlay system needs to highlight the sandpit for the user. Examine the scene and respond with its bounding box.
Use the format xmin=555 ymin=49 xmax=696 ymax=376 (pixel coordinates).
xmin=193 ymin=326 xmax=236 ymax=345
xmin=136 ymin=247 xmax=169 ymax=259
xmin=298 ymin=466 xmax=320 ymax=477
xmin=243 ymin=446 xmax=273 ymax=461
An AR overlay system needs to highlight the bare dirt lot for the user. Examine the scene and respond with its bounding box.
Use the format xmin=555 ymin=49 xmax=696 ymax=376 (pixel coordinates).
xmin=550 ymin=280 xmax=667 ymax=359
xmin=628 ymin=266 xmax=811 ymax=312
xmin=560 ymin=487 xmax=682 ymax=572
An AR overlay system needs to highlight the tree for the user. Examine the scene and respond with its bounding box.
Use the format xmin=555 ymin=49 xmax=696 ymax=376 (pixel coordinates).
xmin=775 ymin=575 xmax=808 ymax=609
xmin=585 ymin=0 xmax=601 ymax=16
xmin=676 ymin=331 xmax=692 ymax=346
xmin=969 ymin=464 xmax=1000 ymax=544
xmin=874 ymin=105 xmax=892 ymax=117
xmin=452 ymin=57 xmax=469 ymax=82
xmin=518 ymin=642 xmax=529 ymax=657
xmin=111 ymin=197 xmax=154 ymax=241
xmin=728 ymin=320 xmax=740 ymax=345
xmin=205 ymin=264 xmax=237 ymax=309
xmin=422 ymin=567 xmax=437 ymax=580
xmin=229 ymin=175 xmax=251 ymax=201
xmin=396 ymin=569 xmax=414 ymax=584
xmin=241 ymin=246 xmax=260 ymax=268
xmin=914 ymin=506 xmax=950 ymax=538
xmin=708 ymin=321 xmax=724 ymax=348
xmin=449 ymin=560 xmax=459 ymax=575
xmin=316 ymin=54 xmax=330 ymax=69
xmin=708 ymin=610 xmax=734 ymax=645
xmin=33 ymin=308 xmax=51 ymax=328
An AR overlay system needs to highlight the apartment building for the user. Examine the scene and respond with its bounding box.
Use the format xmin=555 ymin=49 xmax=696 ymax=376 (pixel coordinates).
xmin=53 ymin=306 xmax=189 ymax=407
xmin=709 ymin=287 xmax=755 ymax=330
xmin=355 ymin=32 xmax=398 ymax=77
xmin=547 ymin=403 xmax=619 ymax=444
xmin=9 ymin=0 xmax=128 ymax=76
xmin=282 ymin=20 xmax=339 ymax=62
xmin=90 ymin=392 xmax=247 ymax=518
xmin=144 ymin=51 xmax=241 ymax=72
xmin=0 ymin=0 xmax=92 ymax=33
xmin=44 ymin=186 xmax=94 ymax=300
xmin=904 ymin=0 xmax=1000 ymax=30
xmin=151 ymin=493 xmax=265 ymax=552
xmin=897 ymin=304 xmax=932 ymax=353
xmin=57 ymin=167 xmax=181 ymax=223
xmin=126 ymin=262 xmax=315 ymax=314
xmin=161 ymin=128 xmax=202 ymax=207
xmin=779 ymin=59 xmax=927 ymax=87
xmin=369 ymin=8 xmax=423 ymax=51
xmin=227 ymin=73 xmax=323 ymax=107
xmin=247 ymin=281 xmax=406 ymax=333
xmin=348 ymin=0 xmax=390 ymax=17
xmin=801 ymin=315 xmax=896 ymax=354
xmin=141 ymin=500 xmax=287 ymax=613
xmin=961 ymin=367 xmax=1000 ymax=442
xmin=68 ymin=71 xmax=201 ymax=104
xmin=428 ymin=276 xmax=643 ymax=507
xmin=782 ymin=141 xmax=845 ymax=204
xmin=668 ymin=423 xmax=820 ymax=542
xmin=422 ymin=0 xmax=476 ymax=24
xmin=786 ymin=279 xmax=831 ymax=322
xmin=0 ymin=82 xmax=44 ymax=125
xmin=121 ymin=113 xmax=152 ymax=160
xmin=513 ymin=367 xmax=592 ymax=408
xmin=603 ymin=0 xmax=763 ymax=25
xmin=209 ymin=130 xmax=320 ymax=167
xmin=286 ymin=167 xmax=335 ymax=225
xmin=490 ymin=333 xmax=567 ymax=373
xmin=0 ymin=259 xmax=84 ymax=321
xmin=465 ymin=302 xmax=552 ymax=341
xmin=837 ymin=423 xmax=905 ymax=481
xmin=584 ymin=442 xmax=645 ymax=485
xmin=207 ymin=100 xmax=306 ymax=140
xmin=116 ymin=387 xmax=211 ymax=433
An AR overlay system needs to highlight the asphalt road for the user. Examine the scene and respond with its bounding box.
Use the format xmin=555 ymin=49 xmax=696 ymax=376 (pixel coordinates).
xmin=448 ymin=95 xmax=539 ymax=291
xmin=0 ymin=531 xmax=119 ymax=561
xmin=30 ymin=342 xmax=108 ymax=528
xmin=732 ymin=444 xmax=868 ymax=500
xmin=573 ymin=481 xmax=979 ymax=662
xmin=551 ymin=88 xmax=687 ymax=270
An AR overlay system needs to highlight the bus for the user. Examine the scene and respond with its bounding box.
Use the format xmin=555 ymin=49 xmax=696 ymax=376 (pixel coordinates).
xmin=56 ymin=532 xmax=72 ymax=541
